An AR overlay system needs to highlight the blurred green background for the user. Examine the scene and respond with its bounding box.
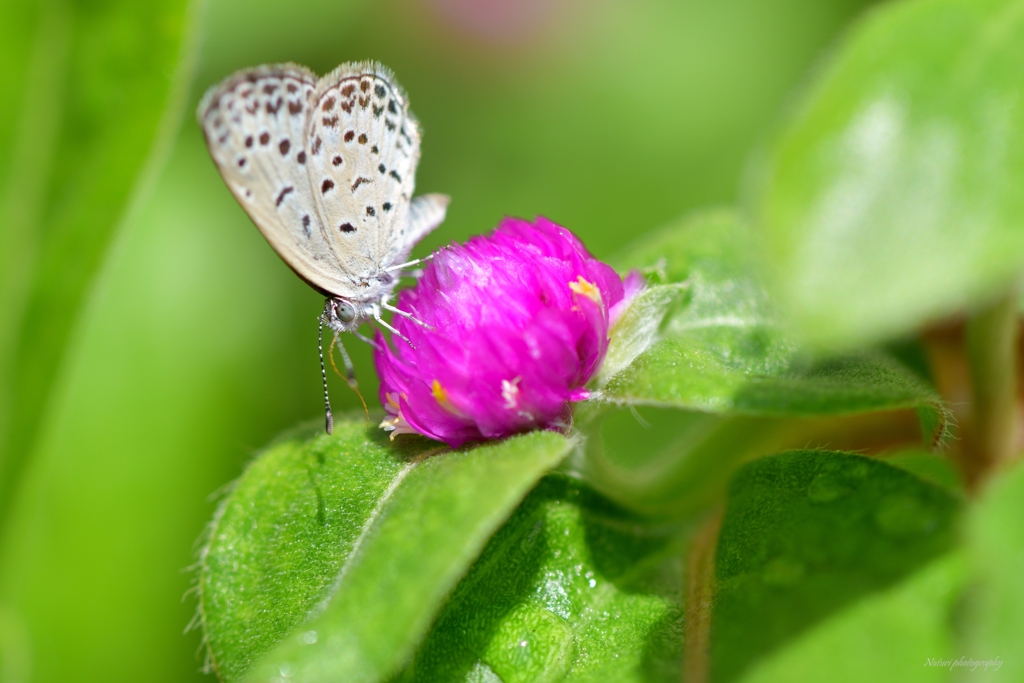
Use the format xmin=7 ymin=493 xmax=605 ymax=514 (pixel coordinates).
xmin=0 ymin=0 xmax=879 ymax=680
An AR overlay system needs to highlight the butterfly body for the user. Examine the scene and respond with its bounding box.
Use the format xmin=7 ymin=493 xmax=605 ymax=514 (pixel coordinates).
xmin=198 ymin=62 xmax=448 ymax=336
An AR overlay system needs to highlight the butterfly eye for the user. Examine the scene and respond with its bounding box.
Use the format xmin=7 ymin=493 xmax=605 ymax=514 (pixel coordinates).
xmin=335 ymin=301 xmax=356 ymax=323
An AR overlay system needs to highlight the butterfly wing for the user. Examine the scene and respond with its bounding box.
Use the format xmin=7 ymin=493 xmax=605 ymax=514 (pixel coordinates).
xmin=396 ymin=193 xmax=450 ymax=262
xmin=198 ymin=64 xmax=356 ymax=297
xmin=304 ymin=63 xmax=423 ymax=281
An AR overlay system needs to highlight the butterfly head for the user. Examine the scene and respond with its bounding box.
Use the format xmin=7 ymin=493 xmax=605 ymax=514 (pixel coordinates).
xmin=324 ymin=297 xmax=371 ymax=334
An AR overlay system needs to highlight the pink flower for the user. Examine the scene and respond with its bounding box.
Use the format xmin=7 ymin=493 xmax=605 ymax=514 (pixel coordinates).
xmin=374 ymin=217 xmax=638 ymax=448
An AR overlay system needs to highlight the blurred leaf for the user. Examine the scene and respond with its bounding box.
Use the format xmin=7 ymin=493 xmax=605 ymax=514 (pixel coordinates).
xmin=0 ymin=132 xmax=326 ymax=683
xmin=882 ymin=449 xmax=965 ymax=494
xmin=0 ymin=0 xmax=202 ymax=519
xmin=397 ymin=476 xmax=684 ymax=683
xmin=735 ymin=553 xmax=964 ymax=683
xmin=602 ymin=210 xmax=946 ymax=428
xmin=960 ymin=458 xmax=1024 ymax=681
xmin=577 ymin=210 xmax=948 ymax=517
xmin=200 ymin=421 xmax=572 ymax=683
xmin=709 ymin=450 xmax=962 ymax=683
xmin=753 ymin=0 xmax=1024 ymax=350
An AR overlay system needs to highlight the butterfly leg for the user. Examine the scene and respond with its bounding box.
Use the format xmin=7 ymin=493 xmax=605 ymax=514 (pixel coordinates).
xmin=380 ymin=297 xmax=432 ymax=329
xmin=330 ymin=332 xmax=370 ymax=424
xmin=384 ymin=253 xmax=434 ymax=273
xmin=373 ymin=308 xmax=416 ymax=348
xmin=353 ymin=330 xmax=384 ymax=351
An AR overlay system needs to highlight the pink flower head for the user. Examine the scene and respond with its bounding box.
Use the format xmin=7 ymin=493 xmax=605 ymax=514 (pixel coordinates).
xmin=374 ymin=217 xmax=635 ymax=448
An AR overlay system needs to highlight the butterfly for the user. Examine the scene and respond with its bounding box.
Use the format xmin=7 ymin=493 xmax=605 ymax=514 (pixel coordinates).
xmin=198 ymin=62 xmax=448 ymax=433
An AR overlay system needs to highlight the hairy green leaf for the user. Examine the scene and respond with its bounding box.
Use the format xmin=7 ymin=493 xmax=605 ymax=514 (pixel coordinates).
xmin=578 ymin=210 xmax=948 ymax=516
xmin=0 ymin=0 xmax=201 ymax=519
xmin=397 ymin=476 xmax=685 ymax=683
xmin=200 ymin=420 xmax=572 ymax=683
xmin=709 ymin=450 xmax=961 ymax=683
xmin=753 ymin=0 xmax=1024 ymax=350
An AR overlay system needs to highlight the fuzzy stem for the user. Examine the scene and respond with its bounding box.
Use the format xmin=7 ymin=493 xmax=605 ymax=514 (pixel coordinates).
xmin=965 ymin=286 xmax=1020 ymax=487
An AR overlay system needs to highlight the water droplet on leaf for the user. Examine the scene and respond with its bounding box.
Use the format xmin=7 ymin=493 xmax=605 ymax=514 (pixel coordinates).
xmin=807 ymin=473 xmax=851 ymax=503
xmin=762 ymin=557 xmax=805 ymax=586
xmin=874 ymin=494 xmax=938 ymax=537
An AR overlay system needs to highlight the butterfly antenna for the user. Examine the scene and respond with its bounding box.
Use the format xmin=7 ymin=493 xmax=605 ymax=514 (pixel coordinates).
xmin=318 ymin=315 xmax=334 ymax=435
xmin=329 ymin=331 xmax=370 ymax=426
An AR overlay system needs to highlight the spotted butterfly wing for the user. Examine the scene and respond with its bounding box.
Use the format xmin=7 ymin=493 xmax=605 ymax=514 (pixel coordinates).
xmin=306 ymin=63 xmax=419 ymax=276
xmin=199 ymin=64 xmax=360 ymax=296
xmin=199 ymin=62 xmax=447 ymax=301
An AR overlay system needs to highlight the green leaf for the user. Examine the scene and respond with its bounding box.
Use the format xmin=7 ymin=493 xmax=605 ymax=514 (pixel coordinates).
xmin=397 ymin=476 xmax=684 ymax=683
xmin=960 ymin=458 xmax=1024 ymax=680
xmin=735 ymin=553 xmax=965 ymax=683
xmin=577 ymin=210 xmax=948 ymax=517
xmin=602 ymin=209 xmax=945 ymax=425
xmin=753 ymin=0 xmax=1024 ymax=350
xmin=0 ymin=0 xmax=202 ymax=519
xmin=199 ymin=419 xmax=572 ymax=683
xmin=709 ymin=450 xmax=962 ymax=683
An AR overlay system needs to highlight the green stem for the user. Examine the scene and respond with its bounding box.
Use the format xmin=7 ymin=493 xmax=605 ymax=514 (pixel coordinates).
xmin=965 ymin=285 xmax=1020 ymax=488
xmin=684 ymin=508 xmax=723 ymax=683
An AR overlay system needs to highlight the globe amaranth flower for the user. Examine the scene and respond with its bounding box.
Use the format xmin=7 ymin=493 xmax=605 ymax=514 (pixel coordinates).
xmin=374 ymin=216 xmax=642 ymax=448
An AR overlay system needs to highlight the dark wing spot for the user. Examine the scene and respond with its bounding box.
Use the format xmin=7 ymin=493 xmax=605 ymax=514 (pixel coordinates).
xmin=259 ymin=132 xmax=270 ymax=145
xmin=374 ymin=84 xmax=386 ymax=98
xmin=400 ymin=127 xmax=412 ymax=144
xmin=351 ymin=176 xmax=370 ymax=191
xmin=332 ymin=155 xmax=343 ymax=166
xmin=312 ymin=137 xmax=322 ymax=154
xmin=358 ymin=133 xmax=368 ymax=144
xmin=382 ymin=202 xmax=392 ymax=211
xmin=358 ymin=95 xmax=370 ymax=108
xmin=279 ymin=139 xmax=290 ymax=155
xmin=262 ymin=83 xmax=278 ymax=94
xmin=371 ymin=145 xmax=379 ymax=154
xmin=389 ymin=170 xmax=402 ymax=183
xmin=217 ymin=133 xmax=228 ymax=144
xmin=322 ymin=96 xmax=335 ymax=111
xmin=321 ymin=179 xmax=335 ymax=194
xmin=302 ymin=214 xmax=311 ymax=236
xmin=366 ymin=206 xmax=375 ymax=216
xmin=344 ymin=130 xmax=355 ymax=142
xmin=373 ymin=104 xmax=383 ymax=118
xmin=245 ymin=135 xmax=253 ymax=148
xmin=297 ymin=150 xmax=306 ymax=164
xmin=287 ymin=82 xmax=298 ymax=93
xmin=360 ymin=80 xmax=370 ymax=92
xmin=340 ymin=222 xmax=356 ymax=233
xmin=266 ymin=97 xmax=283 ymax=114
xmin=378 ymin=163 xmax=386 ymax=174
xmin=322 ymin=115 xmax=339 ymax=128
xmin=240 ymin=88 xmax=253 ymax=98
xmin=276 ymin=186 xmax=293 ymax=206
xmin=384 ymin=119 xmax=396 ymax=131
xmin=387 ymin=99 xmax=397 ymax=114
xmin=341 ymin=84 xmax=355 ymax=97
xmin=288 ymin=100 xmax=302 ymax=115
xmin=341 ymin=100 xmax=353 ymax=113
xmin=237 ymin=157 xmax=246 ymax=167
